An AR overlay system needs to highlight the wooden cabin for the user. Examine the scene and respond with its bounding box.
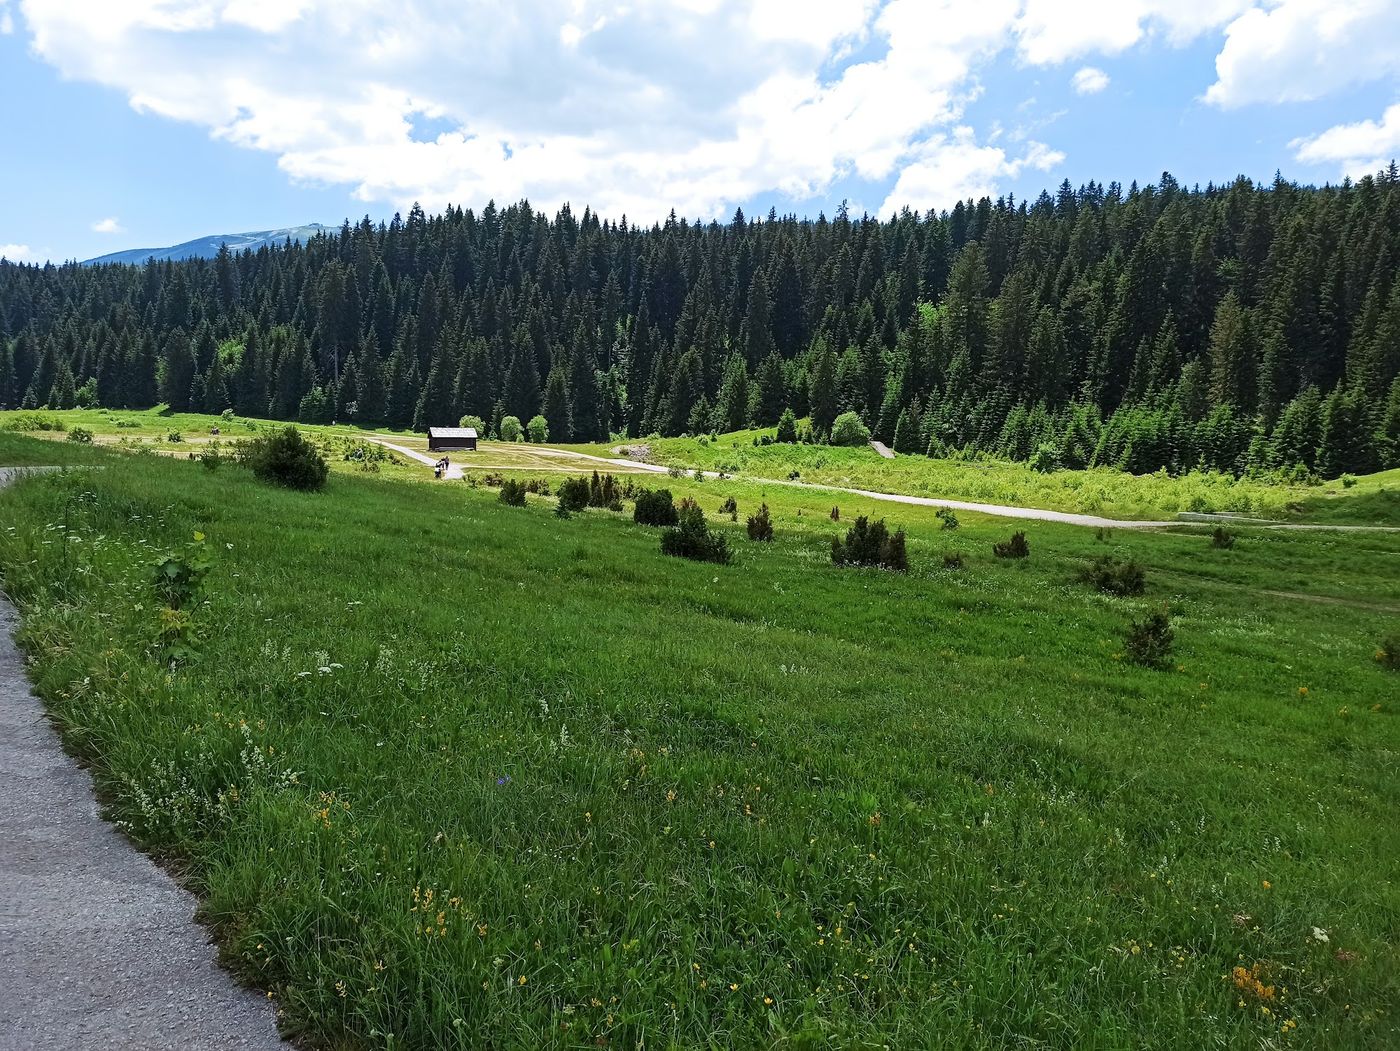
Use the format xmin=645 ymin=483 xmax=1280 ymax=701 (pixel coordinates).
xmin=427 ymin=427 xmax=478 ymax=452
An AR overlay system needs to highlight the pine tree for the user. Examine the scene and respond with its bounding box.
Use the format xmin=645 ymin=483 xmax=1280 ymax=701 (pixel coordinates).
xmin=713 ymin=353 xmax=751 ymax=433
xmin=202 ymin=350 xmax=230 ymax=413
xmin=807 ymin=344 xmax=839 ymax=436
xmin=740 ymin=270 xmax=775 ymax=366
xmin=160 ymin=328 xmax=195 ymax=411
xmin=1208 ymin=292 xmax=1256 ymax=411
xmin=542 ymin=365 xmax=573 ymax=441
xmin=750 ymin=351 xmax=787 ymax=426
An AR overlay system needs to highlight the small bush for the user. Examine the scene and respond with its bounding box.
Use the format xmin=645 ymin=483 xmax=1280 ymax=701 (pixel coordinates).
xmin=1211 ymin=527 xmax=1235 ymax=549
xmin=557 ymin=476 xmax=591 ymax=512
xmin=1078 ymin=555 xmax=1147 ymax=596
xmin=746 ymin=503 xmax=774 ymax=542
xmin=1377 ymin=636 xmax=1399 ymax=672
xmin=830 ymin=411 xmax=870 ymax=447
xmin=588 ymin=472 xmax=622 ymax=508
xmin=499 ymin=415 xmax=523 ymax=442
xmin=527 ymin=415 xmax=548 ymax=443
xmin=830 ymin=506 xmax=840 ymax=521
xmin=719 ymin=495 xmax=738 ymax=516
xmin=239 ymin=426 xmax=328 ymax=491
xmin=166 ymin=430 xmax=184 ymax=443
xmin=832 ymin=516 xmax=908 ymax=572
xmin=935 ymin=507 xmax=958 ymax=530
xmin=1340 ymin=474 xmax=1358 ymax=489
xmin=220 ymin=408 xmax=235 ymax=422
xmin=634 ymin=488 xmax=679 ymax=526
xmin=524 ymin=479 xmax=552 ymax=496
xmin=942 ymin=553 xmax=963 ymax=570
xmin=498 ymin=479 xmax=528 ymax=506
xmin=114 ymin=419 xmax=140 ymax=429
xmin=1028 ymin=442 xmax=1061 ymax=473
xmin=198 ymin=442 xmax=224 ymax=471
xmin=1125 ymin=609 xmax=1174 ymax=669
xmin=1095 ymin=527 xmax=1112 ymax=543
xmin=993 ymin=531 xmax=1030 ymax=559
xmin=66 ymin=427 xmax=94 ymax=443
xmin=2 ymin=412 xmax=66 ymax=432
xmin=459 ymin=413 xmax=486 ymax=432
xmin=661 ymin=505 xmax=732 ymax=564
xmin=554 ymin=502 xmax=571 ymax=519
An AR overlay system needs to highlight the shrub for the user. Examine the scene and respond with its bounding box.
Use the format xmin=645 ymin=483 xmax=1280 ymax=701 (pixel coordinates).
xmin=1125 ymin=609 xmax=1174 ymax=669
xmin=942 ymin=553 xmax=963 ymax=570
xmin=1078 ymin=555 xmax=1147 ymax=596
xmin=1 ymin=412 xmax=66 ymax=432
xmin=830 ymin=411 xmax=871 ymax=447
xmin=1377 ymin=636 xmax=1399 ymax=672
xmin=1095 ymin=527 xmax=1112 ymax=543
xmin=830 ymin=506 xmax=840 ymax=521
xmin=527 ymin=415 xmax=548 ymax=443
xmin=498 ymin=479 xmax=528 ymax=506
xmin=166 ymin=430 xmax=184 ymax=443
xmin=776 ymin=408 xmax=798 ymax=443
xmin=499 ymin=415 xmax=523 ymax=442
xmin=198 ymin=442 xmax=224 ymax=471
xmin=66 ymin=427 xmax=94 ymax=443
xmin=660 ymin=505 xmax=732 ymax=564
xmin=1340 ymin=474 xmax=1358 ymax=489
xmin=557 ymin=476 xmax=591 ymax=512
xmin=554 ymin=502 xmax=571 ymax=519
xmin=220 ymin=408 xmax=235 ymax=422
xmin=719 ymin=495 xmax=738 ymax=516
xmin=459 ymin=413 xmax=486 ymax=432
xmin=1211 ymin=526 xmax=1236 ymax=549
xmin=831 ymin=516 xmax=908 ymax=572
xmin=634 ymin=488 xmax=678 ymax=526
xmin=114 ymin=419 xmax=140 ymax=429
xmin=239 ymin=426 xmax=328 ymax=491
xmin=1028 ymin=442 xmax=1061 ymax=473
xmin=935 ymin=507 xmax=958 ymax=530
xmin=746 ymin=503 xmax=774 ymax=541
xmin=524 ymin=478 xmax=552 ymax=496
xmin=993 ymin=531 xmax=1029 ymax=559
xmin=588 ymin=471 xmax=622 ymax=508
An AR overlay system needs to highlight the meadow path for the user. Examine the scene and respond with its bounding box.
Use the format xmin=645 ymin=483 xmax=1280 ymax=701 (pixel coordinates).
xmin=368 ymin=442 xmax=1400 ymax=532
xmin=0 ymin=470 xmax=287 ymax=1051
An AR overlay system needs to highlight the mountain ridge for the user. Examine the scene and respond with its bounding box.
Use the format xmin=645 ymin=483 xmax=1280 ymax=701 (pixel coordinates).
xmin=83 ymin=223 xmax=332 ymax=265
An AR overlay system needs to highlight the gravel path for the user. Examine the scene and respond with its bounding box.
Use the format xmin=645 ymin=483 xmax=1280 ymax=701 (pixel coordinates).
xmin=0 ymin=471 xmax=287 ymax=1051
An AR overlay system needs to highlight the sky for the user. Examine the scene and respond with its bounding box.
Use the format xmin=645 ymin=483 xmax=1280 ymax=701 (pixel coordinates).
xmin=2 ymin=0 xmax=1399 ymax=264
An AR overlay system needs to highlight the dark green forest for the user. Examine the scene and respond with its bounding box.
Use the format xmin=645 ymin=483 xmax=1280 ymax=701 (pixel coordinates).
xmin=3 ymin=168 xmax=1399 ymax=478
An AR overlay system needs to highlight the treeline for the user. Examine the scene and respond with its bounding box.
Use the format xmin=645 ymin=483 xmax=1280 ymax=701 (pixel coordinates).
xmin=2 ymin=166 xmax=1399 ymax=478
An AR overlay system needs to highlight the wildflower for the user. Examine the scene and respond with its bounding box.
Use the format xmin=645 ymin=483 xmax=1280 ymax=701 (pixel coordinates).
xmin=1298 ymin=686 xmax=1309 ymax=697
xmin=763 ymin=996 xmax=773 ymax=1005
xmin=729 ymin=983 xmax=738 ymax=992
xmin=1262 ymin=880 xmax=1272 ymax=889
xmin=518 ymin=975 xmax=527 ymax=986
xmin=1311 ymin=927 xmax=1329 ymax=943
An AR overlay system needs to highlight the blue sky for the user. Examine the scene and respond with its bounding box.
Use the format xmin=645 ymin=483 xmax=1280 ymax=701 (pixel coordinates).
xmin=2 ymin=0 xmax=1398 ymax=263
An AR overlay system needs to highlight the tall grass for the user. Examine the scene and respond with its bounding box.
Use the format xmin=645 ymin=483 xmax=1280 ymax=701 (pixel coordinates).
xmin=0 ymin=441 xmax=1397 ymax=1048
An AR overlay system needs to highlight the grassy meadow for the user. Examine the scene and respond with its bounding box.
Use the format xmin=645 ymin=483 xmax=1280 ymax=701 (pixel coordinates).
xmin=0 ymin=420 xmax=1398 ymax=1048
xmin=572 ymin=430 xmax=1400 ymax=525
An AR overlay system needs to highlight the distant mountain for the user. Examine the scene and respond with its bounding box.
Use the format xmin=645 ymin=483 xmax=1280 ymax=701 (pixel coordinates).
xmin=83 ymin=224 xmax=333 ymax=265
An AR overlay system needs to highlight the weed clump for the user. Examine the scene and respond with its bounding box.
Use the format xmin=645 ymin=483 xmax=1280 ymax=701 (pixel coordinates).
xmin=1378 ymin=636 xmax=1399 ymax=672
xmin=1125 ymin=609 xmax=1174 ymax=669
xmin=66 ymin=427 xmax=94 ymax=444
xmin=719 ymin=495 xmax=738 ymax=517
xmin=830 ymin=506 xmax=840 ymax=521
xmin=942 ymin=553 xmax=963 ymax=570
xmin=832 ymin=516 xmax=908 ymax=572
xmin=936 ymin=507 xmax=958 ymax=530
xmin=660 ymin=504 xmax=731 ymax=564
xmin=498 ymin=479 xmax=528 ymax=506
xmin=993 ymin=531 xmax=1029 ymax=559
xmin=634 ymin=488 xmax=679 ymax=526
xmin=746 ymin=503 xmax=774 ymax=542
xmin=1078 ymin=555 xmax=1147 ymax=596
xmin=1211 ymin=527 xmax=1236 ymax=549
xmin=239 ymin=426 xmax=328 ymax=491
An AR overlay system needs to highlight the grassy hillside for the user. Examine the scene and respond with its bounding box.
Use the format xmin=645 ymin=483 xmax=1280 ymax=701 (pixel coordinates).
xmin=0 ymin=429 xmax=1396 ymax=1048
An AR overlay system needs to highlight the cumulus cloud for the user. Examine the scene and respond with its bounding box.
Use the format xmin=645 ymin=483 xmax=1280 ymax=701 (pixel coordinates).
xmin=1292 ymin=103 xmax=1400 ymax=178
xmin=91 ymin=216 xmax=124 ymax=234
xmin=878 ymin=130 xmax=1064 ymax=214
xmin=1071 ymin=66 xmax=1109 ymax=95
xmin=1206 ymin=0 xmax=1400 ymax=108
xmin=11 ymin=0 xmax=1398 ymax=222
xmin=1 ymin=243 xmax=33 ymax=261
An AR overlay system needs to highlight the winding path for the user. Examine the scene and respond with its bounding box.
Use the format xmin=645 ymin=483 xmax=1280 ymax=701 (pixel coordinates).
xmin=0 ymin=469 xmax=286 ymax=1050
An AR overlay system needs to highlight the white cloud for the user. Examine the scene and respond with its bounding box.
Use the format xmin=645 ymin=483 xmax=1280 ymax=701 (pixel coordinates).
xmin=1292 ymin=103 xmax=1400 ymax=178
xmin=91 ymin=216 xmax=124 ymax=234
xmin=1206 ymin=0 xmax=1400 ymax=108
xmin=1071 ymin=66 xmax=1109 ymax=95
xmin=1014 ymin=0 xmax=1250 ymax=65
xmin=13 ymin=0 xmax=1395 ymax=223
xmin=1 ymin=243 xmax=33 ymax=261
xmin=878 ymin=129 xmax=1064 ymax=214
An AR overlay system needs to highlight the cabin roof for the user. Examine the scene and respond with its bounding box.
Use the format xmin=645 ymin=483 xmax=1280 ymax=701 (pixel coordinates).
xmin=428 ymin=427 xmax=478 ymax=439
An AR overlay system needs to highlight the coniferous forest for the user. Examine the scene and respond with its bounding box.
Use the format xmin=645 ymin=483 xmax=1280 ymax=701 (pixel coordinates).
xmin=3 ymin=168 xmax=1399 ymax=479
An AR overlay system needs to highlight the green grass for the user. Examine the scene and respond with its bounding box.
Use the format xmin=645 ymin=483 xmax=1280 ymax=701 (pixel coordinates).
xmin=573 ymin=430 xmax=1398 ymax=524
xmin=1 ymin=435 xmax=1396 ymax=1049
